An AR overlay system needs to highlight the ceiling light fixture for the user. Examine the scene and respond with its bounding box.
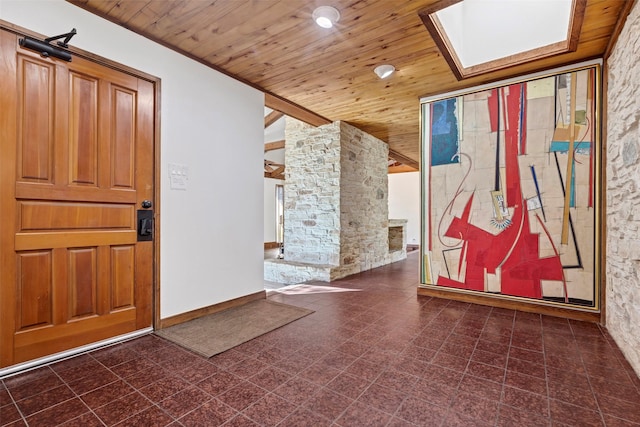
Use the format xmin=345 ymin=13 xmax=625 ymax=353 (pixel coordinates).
xmin=312 ymin=6 xmax=340 ymax=29
xmin=374 ymin=64 xmax=395 ymax=79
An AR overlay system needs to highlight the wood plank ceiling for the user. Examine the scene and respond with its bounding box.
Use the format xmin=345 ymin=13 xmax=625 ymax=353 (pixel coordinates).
xmin=68 ymin=0 xmax=630 ymax=168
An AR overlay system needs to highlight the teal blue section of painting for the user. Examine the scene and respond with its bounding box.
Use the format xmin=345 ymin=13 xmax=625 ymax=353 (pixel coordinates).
xmin=430 ymin=98 xmax=459 ymax=166
xmin=550 ymin=141 xmax=591 ymax=155
xmin=551 ymin=141 xmax=591 ymax=207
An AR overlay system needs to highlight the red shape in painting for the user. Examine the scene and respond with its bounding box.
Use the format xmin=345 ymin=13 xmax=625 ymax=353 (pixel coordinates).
xmin=437 ymin=84 xmax=565 ymax=299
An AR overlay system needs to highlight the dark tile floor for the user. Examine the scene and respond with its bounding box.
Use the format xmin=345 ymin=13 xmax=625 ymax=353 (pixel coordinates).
xmin=2 ymin=252 xmax=640 ymax=426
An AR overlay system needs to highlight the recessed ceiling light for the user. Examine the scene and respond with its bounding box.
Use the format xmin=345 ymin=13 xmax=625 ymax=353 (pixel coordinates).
xmin=374 ymin=64 xmax=395 ymax=79
xmin=312 ymin=6 xmax=340 ymax=29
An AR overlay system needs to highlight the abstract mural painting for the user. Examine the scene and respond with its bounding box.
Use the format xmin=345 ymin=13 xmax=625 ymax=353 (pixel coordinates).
xmin=420 ymin=63 xmax=601 ymax=310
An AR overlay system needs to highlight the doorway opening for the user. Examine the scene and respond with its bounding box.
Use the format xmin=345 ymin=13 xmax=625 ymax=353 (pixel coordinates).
xmin=276 ymin=184 xmax=284 ymax=259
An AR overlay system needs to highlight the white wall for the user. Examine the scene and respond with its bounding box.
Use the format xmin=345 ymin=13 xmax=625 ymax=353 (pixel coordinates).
xmin=264 ymin=115 xmax=284 ymax=243
xmin=1 ymin=1 xmax=265 ymax=319
xmin=264 ymin=178 xmax=280 ymax=242
xmin=264 ymin=146 xmax=284 ymax=243
xmin=605 ymin=0 xmax=640 ymax=377
xmin=388 ymin=172 xmax=421 ymax=246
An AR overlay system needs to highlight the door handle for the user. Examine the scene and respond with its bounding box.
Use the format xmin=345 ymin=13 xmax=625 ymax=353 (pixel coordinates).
xmin=140 ymin=218 xmax=152 ymax=236
xmin=137 ymin=210 xmax=154 ymax=241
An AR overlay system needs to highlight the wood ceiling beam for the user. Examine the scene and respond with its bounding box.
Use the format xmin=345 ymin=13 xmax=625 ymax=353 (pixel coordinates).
xmin=265 ymin=93 xmax=331 ymax=128
xmin=264 ymin=164 xmax=285 ymax=180
xmin=264 ymin=111 xmax=284 ymax=128
xmin=389 ymin=148 xmax=420 ymax=170
xmin=264 ymin=140 xmax=285 ymax=152
xmin=388 ymin=164 xmax=419 ymax=174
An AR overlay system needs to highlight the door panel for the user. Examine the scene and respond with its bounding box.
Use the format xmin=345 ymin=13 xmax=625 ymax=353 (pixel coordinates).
xmin=18 ymin=57 xmax=55 ymax=183
xmin=112 ymin=86 xmax=136 ymax=188
xmin=68 ymin=247 xmax=97 ymax=319
xmin=111 ymin=245 xmax=135 ymax=310
xmin=0 ymin=29 xmax=155 ymax=368
xmin=19 ymin=201 xmax=134 ymax=230
xmin=17 ymin=251 xmax=53 ymax=329
xmin=68 ymin=71 xmax=99 ymax=186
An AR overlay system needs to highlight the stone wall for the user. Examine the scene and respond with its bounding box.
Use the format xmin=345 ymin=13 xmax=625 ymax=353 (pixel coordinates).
xmin=606 ymin=0 xmax=640 ymax=377
xmin=282 ymin=120 xmax=341 ymax=265
xmin=264 ymin=118 xmax=406 ymax=284
xmin=338 ymin=121 xmax=390 ymax=274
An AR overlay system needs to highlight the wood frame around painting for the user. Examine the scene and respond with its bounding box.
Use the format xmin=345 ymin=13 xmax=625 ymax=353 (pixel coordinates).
xmin=419 ymin=60 xmax=602 ymax=314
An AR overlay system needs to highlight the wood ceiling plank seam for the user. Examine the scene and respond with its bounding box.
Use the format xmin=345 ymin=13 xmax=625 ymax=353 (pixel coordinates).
xmin=244 ymin=33 xmax=437 ymax=89
xmin=170 ymin=20 xmax=230 ymax=53
xmin=198 ymin=0 xmax=434 ymax=65
xmin=273 ymin=45 xmax=435 ymax=85
xmin=223 ymin=20 xmax=427 ymax=71
xmin=112 ymin=0 xmax=179 ymax=28
xmin=128 ymin=1 xmax=251 ymax=50
xmin=256 ymin=42 xmax=440 ymax=96
xmin=192 ymin=16 xmax=308 ymax=64
xmin=204 ymin=1 xmax=283 ymax=35
xmin=289 ymin=94 xmax=420 ymax=115
xmin=222 ymin=20 xmax=429 ymax=79
xmin=165 ymin=0 xmax=285 ymax=54
xmin=116 ymin=0 xmax=155 ymax=21
xmin=140 ymin=0 xmax=231 ymax=36
xmin=85 ymin=0 xmax=149 ymax=21
xmin=67 ymin=0 xmax=151 ymax=25
xmin=168 ymin=3 xmax=252 ymax=45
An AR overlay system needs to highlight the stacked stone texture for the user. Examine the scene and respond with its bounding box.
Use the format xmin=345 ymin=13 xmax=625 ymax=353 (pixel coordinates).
xmin=338 ymin=121 xmax=390 ymax=273
xmin=606 ymin=0 xmax=640 ymax=377
xmin=282 ymin=120 xmax=342 ymax=265
xmin=263 ymin=118 xmax=406 ymax=284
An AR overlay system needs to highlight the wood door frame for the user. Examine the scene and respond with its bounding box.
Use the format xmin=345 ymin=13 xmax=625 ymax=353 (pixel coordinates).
xmin=0 ymin=20 xmax=162 ymax=331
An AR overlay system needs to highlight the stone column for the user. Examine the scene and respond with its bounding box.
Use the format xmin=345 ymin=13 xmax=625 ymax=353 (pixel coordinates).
xmin=264 ymin=118 xmax=405 ymax=284
xmin=338 ymin=122 xmax=390 ymax=273
xmin=283 ymin=120 xmax=342 ymax=265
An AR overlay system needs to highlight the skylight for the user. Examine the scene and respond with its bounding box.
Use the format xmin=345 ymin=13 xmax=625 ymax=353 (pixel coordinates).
xmin=419 ymin=0 xmax=585 ymax=80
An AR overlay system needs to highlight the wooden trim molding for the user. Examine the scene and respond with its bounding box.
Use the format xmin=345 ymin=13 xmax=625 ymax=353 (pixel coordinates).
xmin=418 ymin=0 xmax=587 ymax=80
xmin=600 ymin=58 xmax=610 ymax=326
xmin=158 ymin=290 xmax=266 ymax=329
xmin=418 ymin=287 xmax=601 ymax=323
xmin=604 ymin=0 xmax=637 ymax=59
xmin=264 ymin=242 xmax=280 ymax=249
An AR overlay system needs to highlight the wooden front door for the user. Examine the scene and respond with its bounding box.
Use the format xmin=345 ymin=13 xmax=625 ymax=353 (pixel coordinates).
xmin=0 ymin=29 xmax=155 ymax=368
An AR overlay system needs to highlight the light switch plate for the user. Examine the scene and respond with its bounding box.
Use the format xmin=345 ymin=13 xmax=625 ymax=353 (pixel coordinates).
xmin=168 ymin=163 xmax=189 ymax=190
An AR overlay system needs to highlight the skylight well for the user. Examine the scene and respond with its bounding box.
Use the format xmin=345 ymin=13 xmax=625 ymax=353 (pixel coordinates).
xmin=419 ymin=0 xmax=585 ymax=80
